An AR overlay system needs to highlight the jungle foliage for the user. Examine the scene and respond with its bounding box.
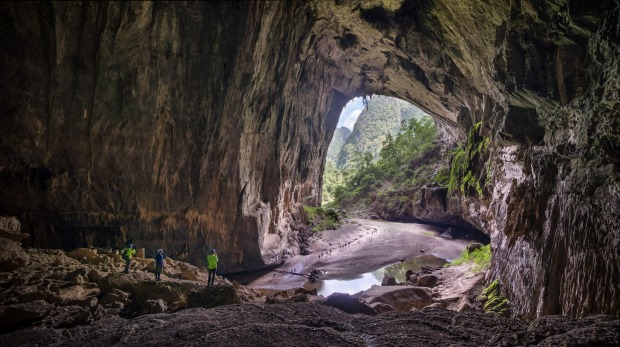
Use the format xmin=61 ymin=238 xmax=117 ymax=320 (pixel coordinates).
xmin=324 ymin=115 xmax=440 ymax=207
xmin=439 ymin=121 xmax=491 ymax=198
xmin=303 ymin=206 xmax=342 ymax=232
xmin=445 ymin=243 xmax=492 ymax=272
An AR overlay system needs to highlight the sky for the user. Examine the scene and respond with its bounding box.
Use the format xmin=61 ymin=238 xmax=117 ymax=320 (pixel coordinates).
xmin=336 ymin=97 xmax=364 ymax=130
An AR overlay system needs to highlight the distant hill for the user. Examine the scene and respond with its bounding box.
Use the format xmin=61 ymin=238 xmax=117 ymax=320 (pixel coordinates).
xmin=336 ymin=96 xmax=425 ymax=169
xmin=326 ymin=127 xmax=351 ymax=164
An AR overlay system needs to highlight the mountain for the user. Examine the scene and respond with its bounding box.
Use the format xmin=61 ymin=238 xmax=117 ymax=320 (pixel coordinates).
xmin=326 ymin=127 xmax=351 ymax=164
xmin=336 ymin=96 xmax=425 ymax=169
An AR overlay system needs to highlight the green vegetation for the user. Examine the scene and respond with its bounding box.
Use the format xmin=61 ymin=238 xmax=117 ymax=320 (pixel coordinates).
xmin=445 ymin=243 xmax=491 ymax=272
xmin=303 ymin=206 xmax=342 ymax=232
xmin=334 ymin=96 xmax=425 ymax=170
xmin=477 ymin=280 xmax=510 ymax=316
xmin=326 ymin=127 xmax=351 ymax=164
xmin=324 ymin=115 xmax=439 ymax=208
xmin=444 ymin=122 xmax=491 ymax=198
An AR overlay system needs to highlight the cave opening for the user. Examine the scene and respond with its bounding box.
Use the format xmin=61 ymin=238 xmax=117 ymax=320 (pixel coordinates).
xmin=283 ymin=94 xmax=491 ymax=296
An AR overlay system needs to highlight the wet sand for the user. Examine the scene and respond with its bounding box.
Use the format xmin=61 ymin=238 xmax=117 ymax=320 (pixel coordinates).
xmin=247 ymin=218 xmax=470 ymax=290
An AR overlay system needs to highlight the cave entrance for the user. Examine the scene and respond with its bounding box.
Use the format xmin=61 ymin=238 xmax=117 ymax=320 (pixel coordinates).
xmin=321 ymin=94 xmax=437 ymax=210
xmin=287 ymin=95 xmax=492 ymax=296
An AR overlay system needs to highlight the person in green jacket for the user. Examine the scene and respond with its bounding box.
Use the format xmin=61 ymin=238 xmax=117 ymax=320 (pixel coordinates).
xmin=207 ymin=249 xmax=218 ymax=286
xmin=122 ymin=244 xmax=136 ymax=274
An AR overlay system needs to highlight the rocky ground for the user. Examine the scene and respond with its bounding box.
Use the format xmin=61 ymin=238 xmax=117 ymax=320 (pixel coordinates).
xmin=1 ymin=217 xmax=619 ymax=346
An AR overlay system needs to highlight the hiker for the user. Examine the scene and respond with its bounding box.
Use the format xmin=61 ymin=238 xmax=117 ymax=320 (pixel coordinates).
xmin=207 ymin=249 xmax=218 ymax=286
xmin=154 ymin=249 xmax=165 ymax=281
xmin=122 ymin=244 xmax=136 ymax=274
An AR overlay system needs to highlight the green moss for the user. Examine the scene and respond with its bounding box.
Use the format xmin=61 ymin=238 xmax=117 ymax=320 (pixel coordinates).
xmin=477 ymin=279 xmax=510 ymax=316
xmin=446 ymin=122 xmax=491 ymax=198
xmin=445 ymin=243 xmax=491 ymax=272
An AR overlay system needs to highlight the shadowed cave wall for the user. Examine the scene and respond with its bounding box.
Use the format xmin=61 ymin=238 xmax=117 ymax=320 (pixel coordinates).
xmin=0 ymin=1 xmax=618 ymax=318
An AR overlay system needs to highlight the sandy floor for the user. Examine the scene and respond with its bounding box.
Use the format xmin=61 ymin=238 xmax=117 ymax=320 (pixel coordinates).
xmin=248 ymin=219 xmax=469 ymax=290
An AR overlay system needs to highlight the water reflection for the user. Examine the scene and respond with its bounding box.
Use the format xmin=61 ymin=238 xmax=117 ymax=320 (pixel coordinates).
xmin=311 ymin=254 xmax=447 ymax=296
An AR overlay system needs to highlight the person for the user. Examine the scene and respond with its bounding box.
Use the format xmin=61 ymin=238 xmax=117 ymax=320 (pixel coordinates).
xmin=207 ymin=249 xmax=218 ymax=286
xmin=122 ymin=244 xmax=136 ymax=274
xmin=154 ymin=249 xmax=165 ymax=281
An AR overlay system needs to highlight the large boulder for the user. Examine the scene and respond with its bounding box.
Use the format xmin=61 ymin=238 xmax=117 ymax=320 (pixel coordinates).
xmin=0 ymin=216 xmax=29 ymax=242
xmin=140 ymin=299 xmax=167 ymax=314
xmin=0 ymin=300 xmax=53 ymax=330
xmin=99 ymin=289 xmax=130 ymax=307
xmin=187 ymin=285 xmax=242 ymax=309
xmin=417 ymin=275 xmax=438 ymax=287
xmin=355 ymin=285 xmax=433 ymax=312
xmin=67 ymin=248 xmax=98 ymax=261
xmin=101 ymin=272 xmax=202 ymax=304
xmin=58 ymin=285 xmax=100 ymax=302
xmin=39 ymin=305 xmax=93 ymax=328
xmin=0 ymin=238 xmax=29 ymax=272
xmin=323 ymin=292 xmax=377 ymax=315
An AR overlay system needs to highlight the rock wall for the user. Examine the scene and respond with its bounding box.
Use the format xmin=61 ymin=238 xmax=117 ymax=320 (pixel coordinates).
xmin=1 ymin=1 xmax=618 ymax=317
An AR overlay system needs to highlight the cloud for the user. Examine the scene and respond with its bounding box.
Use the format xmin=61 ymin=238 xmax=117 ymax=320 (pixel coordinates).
xmin=342 ymin=109 xmax=362 ymax=130
xmin=337 ymin=97 xmax=365 ymax=130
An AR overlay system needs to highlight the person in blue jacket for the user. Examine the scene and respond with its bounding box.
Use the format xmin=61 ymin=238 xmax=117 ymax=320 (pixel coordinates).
xmin=154 ymin=249 xmax=165 ymax=281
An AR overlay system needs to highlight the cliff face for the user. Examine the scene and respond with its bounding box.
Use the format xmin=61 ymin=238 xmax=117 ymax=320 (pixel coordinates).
xmin=0 ymin=1 xmax=618 ymax=317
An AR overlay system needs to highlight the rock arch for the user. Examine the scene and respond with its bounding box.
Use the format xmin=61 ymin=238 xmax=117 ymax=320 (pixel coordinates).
xmin=0 ymin=1 xmax=618 ymax=317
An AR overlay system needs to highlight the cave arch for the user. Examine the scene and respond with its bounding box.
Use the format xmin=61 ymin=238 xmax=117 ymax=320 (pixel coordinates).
xmin=0 ymin=1 xmax=617 ymax=318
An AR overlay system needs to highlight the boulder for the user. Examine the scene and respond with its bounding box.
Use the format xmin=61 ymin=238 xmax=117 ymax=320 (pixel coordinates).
xmin=167 ymin=301 xmax=187 ymax=313
xmin=16 ymin=287 xmax=48 ymax=303
xmin=289 ymin=293 xmax=310 ymax=302
xmin=294 ymin=287 xmax=317 ymax=296
xmin=180 ymin=270 xmax=199 ymax=281
xmin=64 ymin=268 xmax=88 ymax=284
xmin=58 ymin=285 xmax=100 ymax=302
xmin=0 ymin=300 xmax=53 ymax=329
xmin=466 ymin=242 xmax=483 ymax=253
xmin=87 ymin=269 xmax=105 ymax=285
xmin=140 ymin=299 xmax=167 ymax=314
xmin=0 ymin=216 xmax=21 ymax=233
xmin=187 ymin=285 xmax=242 ymax=309
xmin=356 ymin=285 xmax=432 ymax=312
xmin=0 ymin=216 xmax=29 ymax=242
xmin=136 ymin=248 xmax=146 ymax=258
xmin=370 ymin=302 xmax=395 ymax=313
xmin=40 ymin=305 xmax=92 ymax=328
xmin=101 ymin=272 xmax=202 ymax=304
xmin=0 ymin=238 xmax=30 ymax=272
xmin=67 ymin=248 xmax=98 ymax=261
xmin=417 ymin=275 xmax=438 ymax=287
xmin=99 ymin=289 xmax=130 ymax=307
xmin=323 ymin=293 xmax=377 ymax=315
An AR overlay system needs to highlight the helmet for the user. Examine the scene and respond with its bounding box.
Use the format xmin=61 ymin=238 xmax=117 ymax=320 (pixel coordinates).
xmin=129 ymin=244 xmax=134 ymax=248
xmin=211 ymin=249 xmax=216 ymax=254
xmin=158 ymin=249 xmax=163 ymax=254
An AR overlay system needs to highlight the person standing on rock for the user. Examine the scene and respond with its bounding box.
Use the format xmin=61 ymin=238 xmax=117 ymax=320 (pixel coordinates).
xmin=207 ymin=249 xmax=218 ymax=286
xmin=122 ymin=244 xmax=136 ymax=274
xmin=154 ymin=249 xmax=165 ymax=281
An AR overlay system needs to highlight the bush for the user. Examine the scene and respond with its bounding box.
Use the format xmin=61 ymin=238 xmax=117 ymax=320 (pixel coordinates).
xmin=303 ymin=206 xmax=342 ymax=232
xmin=446 ymin=243 xmax=491 ymax=272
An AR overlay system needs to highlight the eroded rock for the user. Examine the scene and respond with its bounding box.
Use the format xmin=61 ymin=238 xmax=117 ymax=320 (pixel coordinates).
xmin=0 ymin=239 xmax=30 ymax=272
xmin=355 ymin=285 xmax=433 ymax=312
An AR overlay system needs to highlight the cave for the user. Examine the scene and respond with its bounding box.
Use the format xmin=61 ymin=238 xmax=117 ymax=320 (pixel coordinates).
xmin=0 ymin=0 xmax=618 ymax=324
